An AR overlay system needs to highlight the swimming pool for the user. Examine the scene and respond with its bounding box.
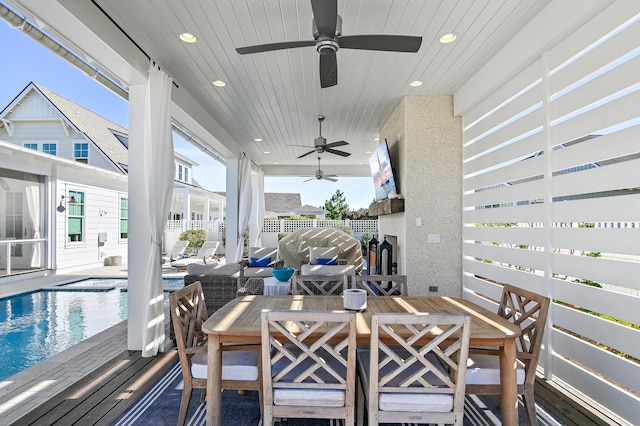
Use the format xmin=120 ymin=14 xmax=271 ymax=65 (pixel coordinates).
xmin=0 ymin=278 xmax=183 ymax=381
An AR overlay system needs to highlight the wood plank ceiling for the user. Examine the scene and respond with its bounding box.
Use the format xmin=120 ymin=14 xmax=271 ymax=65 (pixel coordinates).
xmin=11 ymin=0 xmax=550 ymax=177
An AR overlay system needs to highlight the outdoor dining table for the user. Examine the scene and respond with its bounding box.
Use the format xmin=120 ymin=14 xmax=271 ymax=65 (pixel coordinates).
xmin=201 ymin=294 xmax=522 ymax=426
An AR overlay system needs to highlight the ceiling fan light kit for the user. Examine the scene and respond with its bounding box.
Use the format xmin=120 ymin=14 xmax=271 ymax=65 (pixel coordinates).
xmin=236 ymin=0 xmax=422 ymax=88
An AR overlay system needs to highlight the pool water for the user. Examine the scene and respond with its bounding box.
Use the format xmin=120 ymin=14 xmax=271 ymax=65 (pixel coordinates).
xmin=0 ymin=278 xmax=183 ymax=381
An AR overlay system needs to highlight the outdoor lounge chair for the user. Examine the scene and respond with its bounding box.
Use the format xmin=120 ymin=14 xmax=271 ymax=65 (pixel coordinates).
xmin=161 ymin=240 xmax=189 ymax=264
xmin=170 ymin=240 xmax=220 ymax=271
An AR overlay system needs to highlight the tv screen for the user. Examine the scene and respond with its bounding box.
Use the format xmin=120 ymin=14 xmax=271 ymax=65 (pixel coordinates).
xmin=369 ymin=139 xmax=398 ymax=201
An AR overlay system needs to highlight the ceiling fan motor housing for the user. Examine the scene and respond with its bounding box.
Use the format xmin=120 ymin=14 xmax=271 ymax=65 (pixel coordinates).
xmin=314 ymin=135 xmax=327 ymax=150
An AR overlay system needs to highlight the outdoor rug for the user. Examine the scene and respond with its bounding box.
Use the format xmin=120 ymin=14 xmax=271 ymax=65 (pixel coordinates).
xmin=113 ymin=361 xmax=562 ymax=426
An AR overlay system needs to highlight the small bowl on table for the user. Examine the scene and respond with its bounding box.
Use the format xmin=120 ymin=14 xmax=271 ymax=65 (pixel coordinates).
xmin=272 ymin=266 xmax=295 ymax=282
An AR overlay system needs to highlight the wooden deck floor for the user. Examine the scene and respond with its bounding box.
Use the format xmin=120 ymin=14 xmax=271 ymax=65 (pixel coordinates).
xmin=9 ymin=347 xmax=617 ymax=426
xmin=10 ymin=349 xmax=177 ymax=426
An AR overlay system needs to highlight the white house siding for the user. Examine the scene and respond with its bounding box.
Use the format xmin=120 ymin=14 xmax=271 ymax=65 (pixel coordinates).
xmin=55 ymin=179 xmax=128 ymax=272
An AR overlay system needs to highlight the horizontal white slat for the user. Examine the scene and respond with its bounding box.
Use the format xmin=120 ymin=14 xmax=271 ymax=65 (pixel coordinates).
xmin=464 ymin=242 xmax=546 ymax=271
xmin=552 ymin=277 xmax=640 ymax=325
xmin=552 ymin=158 xmax=640 ymax=197
xmin=552 ymin=53 xmax=640 ymax=121
xmin=553 ymin=303 xmax=640 ymax=361
xmin=549 ymin=1 xmax=640 ymax=88
xmin=552 ymin=227 xmax=640 ymax=256
xmin=464 ymin=131 xmax=544 ymax=176
xmin=551 ymin=88 xmax=640 ymax=146
xmin=461 ymin=275 xmax=503 ymax=302
xmin=462 ymin=258 xmax=546 ymax=292
xmin=465 ymin=108 xmax=543 ymax=159
xmin=551 ymin=352 xmax=640 ymax=425
xmin=463 ymin=225 xmax=546 ymax=248
xmin=464 ymin=80 xmax=543 ymax=142
xmin=463 ymin=154 xmax=544 ymax=193
xmin=552 ymin=193 xmax=640 ymax=222
xmin=463 ymin=178 xmax=544 ymax=209
xmin=551 ymin=124 xmax=640 ymax=171
xmin=553 ymin=250 xmax=640 ymax=291
xmin=463 ymin=59 xmax=542 ymax=131
xmin=463 ymin=201 xmax=544 ymax=224
xmin=461 ymin=286 xmax=498 ymax=313
xmin=552 ymin=328 xmax=640 ymax=401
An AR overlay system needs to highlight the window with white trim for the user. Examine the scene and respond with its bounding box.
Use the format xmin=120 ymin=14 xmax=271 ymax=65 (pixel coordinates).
xmin=120 ymin=197 xmax=128 ymax=239
xmin=24 ymin=143 xmax=37 ymax=150
xmin=43 ymin=143 xmax=57 ymax=155
xmin=74 ymin=142 xmax=89 ymax=163
xmin=67 ymin=190 xmax=85 ymax=242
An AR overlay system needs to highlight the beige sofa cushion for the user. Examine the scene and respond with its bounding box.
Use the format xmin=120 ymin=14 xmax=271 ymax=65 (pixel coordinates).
xmin=186 ymin=262 xmax=242 ymax=277
xmin=300 ymin=264 xmax=356 ymax=276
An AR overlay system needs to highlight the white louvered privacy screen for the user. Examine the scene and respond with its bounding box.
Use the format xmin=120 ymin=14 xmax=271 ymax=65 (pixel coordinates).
xmin=461 ymin=2 xmax=640 ymax=424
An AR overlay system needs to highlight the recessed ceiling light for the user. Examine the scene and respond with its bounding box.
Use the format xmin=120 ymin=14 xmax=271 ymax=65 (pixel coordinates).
xmin=439 ymin=33 xmax=457 ymax=44
xmin=409 ymin=80 xmax=423 ymax=87
xmin=254 ymin=138 xmax=262 ymax=142
xmin=212 ymin=80 xmax=226 ymax=87
xmin=365 ymin=151 xmax=372 ymax=154
xmin=373 ymin=137 xmax=379 ymax=142
xmin=263 ymin=151 xmax=270 ymax=154
xmin=179 ymin=32 xmax=197 ymax=43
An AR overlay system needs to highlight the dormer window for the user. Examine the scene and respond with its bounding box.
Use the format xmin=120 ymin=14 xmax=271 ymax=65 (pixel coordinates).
xmin=174 ymin=160 xmax=192 ymax=183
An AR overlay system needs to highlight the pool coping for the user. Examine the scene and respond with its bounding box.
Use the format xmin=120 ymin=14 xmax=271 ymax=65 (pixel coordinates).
xmin=0 ymin=267 xmax=181 ymax=424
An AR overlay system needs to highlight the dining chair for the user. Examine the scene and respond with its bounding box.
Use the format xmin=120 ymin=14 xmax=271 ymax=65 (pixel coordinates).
xmin=353 ymin=274 xmax=408 ymax=296
xmin=465 ymin=284 xmax=550 ymax=426
xmin=292 ymin=273 xmax=350 ymax=295
xmin=357 ymin=312 xmax=471 ymax=426
xmin=261 ymin=309 xmax=357 ymax=425
xmin=170 ymin=281 xmax=262 ymax=426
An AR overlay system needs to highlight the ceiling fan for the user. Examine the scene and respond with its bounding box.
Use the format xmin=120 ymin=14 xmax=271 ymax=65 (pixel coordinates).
xmin=292 ymin=115 xmax=350 ymax=159
xmin=305 ymin=157 xmax=338 ymax=182
xmin=235 ymin=0 xmax=422 ymax=88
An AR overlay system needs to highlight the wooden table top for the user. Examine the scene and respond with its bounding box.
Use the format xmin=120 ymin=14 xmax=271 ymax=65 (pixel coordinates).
xmin=202 ymin=295 xmax=520 ymax=345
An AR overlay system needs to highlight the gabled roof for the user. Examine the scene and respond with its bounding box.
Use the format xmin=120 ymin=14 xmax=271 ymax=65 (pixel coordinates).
xmin=35 ymin=84 xmax=130 ymax=170
xmin=264 ymin=193 xmax=301 ymax=214
xmin=295 ymin=204 xmax=326 ymax=215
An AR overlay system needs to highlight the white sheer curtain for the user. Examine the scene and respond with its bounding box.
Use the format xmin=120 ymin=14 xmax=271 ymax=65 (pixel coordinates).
xmin=250 ymin=168 xmax=264 ymax=247
xmin=234 ymin=153 xmax=252 ymax=262
xmin=140 ymin=64 xmax=174 ymax=357
xmin=25 ymin=185 xmax=41 ymax=268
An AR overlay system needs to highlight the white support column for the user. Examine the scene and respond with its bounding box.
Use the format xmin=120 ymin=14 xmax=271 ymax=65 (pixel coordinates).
xmin=225 ymin=157 xmax=239 ymax=261
xmin=183 ymin=192 xmax=191 ymax=220
xmin=127 ymin=83 xmax=149 ymax=351
xmin=204 ymin=199 xmax=211 ymax=221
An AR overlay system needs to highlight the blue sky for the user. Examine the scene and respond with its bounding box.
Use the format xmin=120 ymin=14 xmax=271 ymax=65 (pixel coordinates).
xmin=0 ymin=20 xmax=375 ymax=209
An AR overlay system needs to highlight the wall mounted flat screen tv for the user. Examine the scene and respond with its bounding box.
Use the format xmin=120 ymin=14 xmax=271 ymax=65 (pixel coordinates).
xmin=369 ymin=139 xmax=398 ymax=201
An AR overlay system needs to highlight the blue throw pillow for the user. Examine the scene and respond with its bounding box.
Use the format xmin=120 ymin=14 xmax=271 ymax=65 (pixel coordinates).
xmin=250 ymin=257 xmax=271 ymax=267
xmin=315 ymin=257 xmax=337 ymax=265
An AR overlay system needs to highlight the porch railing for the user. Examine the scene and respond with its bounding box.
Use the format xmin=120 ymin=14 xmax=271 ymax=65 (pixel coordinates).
xmin=0 ymin=238 xmax=46 ymax=275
